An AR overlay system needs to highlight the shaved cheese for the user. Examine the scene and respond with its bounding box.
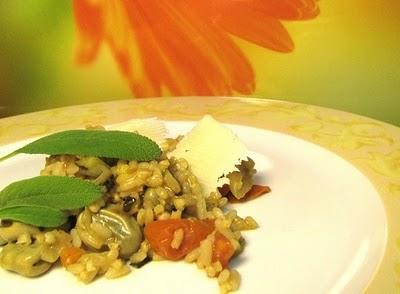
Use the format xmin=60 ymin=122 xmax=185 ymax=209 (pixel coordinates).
xmin=107 ymin=118 xmax=167 ymax=145
xmin=169 ymin=115 xmax=247 ymax=196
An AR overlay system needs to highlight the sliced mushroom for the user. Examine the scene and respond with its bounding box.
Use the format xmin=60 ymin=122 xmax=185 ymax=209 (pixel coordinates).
xmin=227 ymin=158 xmax=256 ymax=199
xmin=0 ymin=243 xmax=52 ymax=277
xmin=77 ymin=208 xmax=142 ymax=258
xmin=163 ymin=169 xmax=181 ymax=194
xmin=76 ymin=156 xmax=112 ymax=185
xmin=0 ymin=222 xmax=40 ymax=246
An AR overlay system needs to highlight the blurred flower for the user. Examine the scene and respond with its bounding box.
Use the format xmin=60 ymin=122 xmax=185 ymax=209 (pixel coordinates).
xmin=73 ymin=0 xmax=319 ymax=97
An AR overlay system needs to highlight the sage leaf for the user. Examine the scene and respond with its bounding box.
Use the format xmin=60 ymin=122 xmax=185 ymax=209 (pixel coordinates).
xmin=0 ymin=176 xmax=103 ymax=209
xmin=0 ymin=129 xmax=161 ymax=162
xmin=0 ymin=206 xmax=67 ymax=227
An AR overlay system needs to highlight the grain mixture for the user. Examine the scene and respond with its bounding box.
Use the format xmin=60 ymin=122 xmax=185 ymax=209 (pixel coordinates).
xmin=0 ymin=129 xmax=264 ymax=293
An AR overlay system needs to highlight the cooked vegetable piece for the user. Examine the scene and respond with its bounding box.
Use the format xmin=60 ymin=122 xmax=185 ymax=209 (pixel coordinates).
xmin=75 ymin=157 xmax=112 ymax=185
xmin=0 ymin=243 xmax=52 ymax=277
xmin=0 ymin=222 xmax=40 ymax=246
xmin=60 ymin=247 xmax=85 ymax=267
xmin=226 ymin=185 xmax=271 ymax=203
xmin=96 ymin=209 xmax=143 ymax=257
xmin=76 ymin=208 xmax=143 ymax=258
xmin=212 ymin=232 xmax=235 ymax=268
xmin=144 ymin=219 xmax=215 ymax=260
xmin=227 ymin=158 xmax=256 ymax=199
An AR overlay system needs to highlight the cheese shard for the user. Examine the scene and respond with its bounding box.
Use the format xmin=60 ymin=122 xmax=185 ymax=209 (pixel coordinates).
xmin=107 ymin=118 xmax=167 ymax=145
xmin=169 ymin=115 xmax=247 ymax=197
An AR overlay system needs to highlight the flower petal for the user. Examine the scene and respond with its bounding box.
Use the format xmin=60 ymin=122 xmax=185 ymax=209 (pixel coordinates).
xmin=102 ymin=0 xmax=162 ymax=97
xmin=72 ymin=0 xmax=319 ymax=97
xmin=252 ymin=0 xmax=320 ymax=20
xmin=125 ymin=0 xmax=254 ymax=96
xmin=73 ymin=0 xmax=104 ymax=64
xmin=212 ymin=2 xmax=295 ymax=53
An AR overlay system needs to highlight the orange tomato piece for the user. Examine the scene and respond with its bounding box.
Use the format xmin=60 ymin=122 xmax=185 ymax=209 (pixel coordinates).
xmin=144 ymin=219 xmax=215 ymax=260
xmin=60 ymin=246 xmax=85 ymax=267
xmin=212 ymin=231 xmax=235 ymax=268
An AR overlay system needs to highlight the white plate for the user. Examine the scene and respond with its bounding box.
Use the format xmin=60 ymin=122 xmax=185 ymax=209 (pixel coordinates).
xmin=0 ymin=121 xmax=387 ymax=294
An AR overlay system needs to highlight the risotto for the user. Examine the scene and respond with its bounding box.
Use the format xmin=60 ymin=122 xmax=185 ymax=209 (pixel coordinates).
xmin=0 ymin=117 xmax=270 ymax=293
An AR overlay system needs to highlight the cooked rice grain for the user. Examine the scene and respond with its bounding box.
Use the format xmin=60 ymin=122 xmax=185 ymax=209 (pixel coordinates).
xmin=170 ymin=228 xmax=184 ymax=249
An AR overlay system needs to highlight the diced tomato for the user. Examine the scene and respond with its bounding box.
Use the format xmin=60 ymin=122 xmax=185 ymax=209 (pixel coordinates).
xmin=212 ymin=231 xmax=235 ymax=268
xmin=225 ymin=184 xmax=271 ymax=203
xmin=60 ymin=246 xmax=85 ymax=267
xmin=144 ymin=219 xmax=215 ymax=260
xmin=218 ymin=184 xmax=231 ymax=197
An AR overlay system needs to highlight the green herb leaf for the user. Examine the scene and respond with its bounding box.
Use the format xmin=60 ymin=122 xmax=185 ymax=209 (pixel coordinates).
xmin=0 ymin=176 xmax=103 ymax=209
xmin=0 ymin=206 xmax=67 ymax=227
xmin=0 ymin=129 xmax=161 ymax=162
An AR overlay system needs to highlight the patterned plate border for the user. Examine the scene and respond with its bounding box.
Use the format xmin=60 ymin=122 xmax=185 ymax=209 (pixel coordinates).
xmin=0 ymin=97 xmax=399 ymax=293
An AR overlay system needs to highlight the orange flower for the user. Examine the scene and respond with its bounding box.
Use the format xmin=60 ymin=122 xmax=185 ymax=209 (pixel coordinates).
xmin=73 ymin=0 xmax=319 ymax=97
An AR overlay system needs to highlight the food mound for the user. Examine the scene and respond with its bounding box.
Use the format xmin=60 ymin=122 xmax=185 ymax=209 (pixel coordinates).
xmin=0 ymin=116 xmax=270 ymax=293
